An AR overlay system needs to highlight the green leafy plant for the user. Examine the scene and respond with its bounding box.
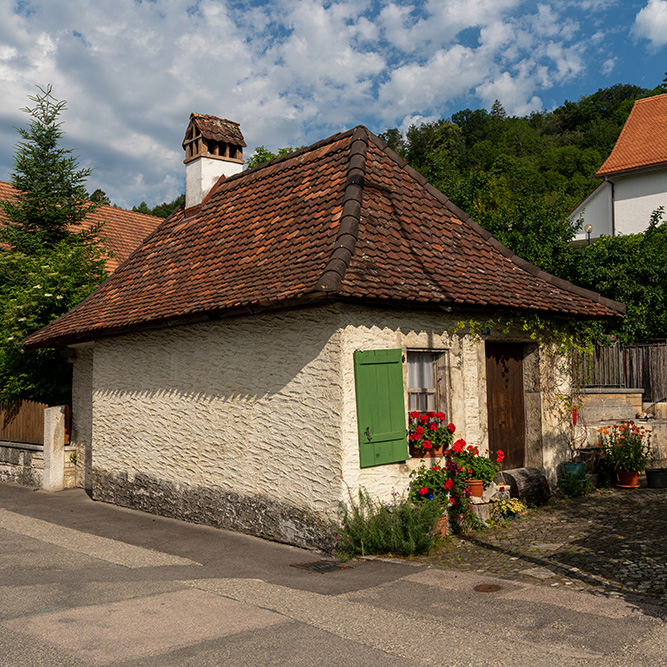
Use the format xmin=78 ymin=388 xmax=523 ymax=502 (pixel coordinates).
xmin=558 ymin=469 xmax=592 ymax=497
xmin=407 ymin=411 xmax=455 ymax=453
xmin=597 ymin=421 xmax=654 ymax=472
xmin=408 ymin=461 xmax=448 ymax=502
xmin=449 ymin=440 xmax=503 ymax=484
xmin=332 ymin=488 xmax=445 ymax=562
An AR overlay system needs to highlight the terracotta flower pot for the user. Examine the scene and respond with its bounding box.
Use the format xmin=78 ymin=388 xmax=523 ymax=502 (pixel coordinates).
xmin=616 ymin=470 xmax=639 ymax=488
xmin=410 ymin=444 xmax=445 ymax=458
xmin=466 ymin=479 xmax=484 ymax=497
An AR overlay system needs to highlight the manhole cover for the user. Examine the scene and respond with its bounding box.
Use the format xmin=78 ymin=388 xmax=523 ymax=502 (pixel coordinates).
xmin=290 ymin=560 xmax=353 ymax=573
xmin=473 ymin=584 xmax=501 ymax=593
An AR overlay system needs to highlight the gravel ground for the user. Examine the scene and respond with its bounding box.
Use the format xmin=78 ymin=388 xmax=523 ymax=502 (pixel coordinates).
xmin=416 ymin=483 xmax=667 ymax=607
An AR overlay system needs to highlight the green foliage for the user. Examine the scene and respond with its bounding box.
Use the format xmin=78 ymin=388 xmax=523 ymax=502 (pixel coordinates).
xmin=89 ymin=189 xmax=110 ymax=205
xmin=0 ymin=85 xmax=97 ymax=254
xmin=332 ymin=488 xmax=445 ymax=561
xmin=0 ymin=85 xmax=109 ymax=405
xmin=558 ymin=468 xmax=592 ymax=498
xmin=0 ymin=237 xmax=107 ymax=404
xmin=132 ymin=194 xmax=184 ymax=218
xmin=408 ymin=461 xmax=449 ymax=502
xmin=246 ymin=145 xmax=301 ymax=169
xmin=567 ymin=209 xmax=667 ymax=343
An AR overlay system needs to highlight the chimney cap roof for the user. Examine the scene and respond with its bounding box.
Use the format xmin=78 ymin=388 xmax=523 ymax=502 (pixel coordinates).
xmin=183 ymin=113 xmax=247 ymax=149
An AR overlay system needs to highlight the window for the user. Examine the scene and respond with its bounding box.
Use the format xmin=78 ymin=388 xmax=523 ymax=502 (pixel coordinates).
xmin=407 ymin=351 xmax=438 ymax=412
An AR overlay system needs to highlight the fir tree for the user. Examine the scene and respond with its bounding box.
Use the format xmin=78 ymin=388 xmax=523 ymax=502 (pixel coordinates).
xmin=0 ymin=85 xmax=97 ymax=254
xmin=0 ymin=85 xmax=108 ymax=404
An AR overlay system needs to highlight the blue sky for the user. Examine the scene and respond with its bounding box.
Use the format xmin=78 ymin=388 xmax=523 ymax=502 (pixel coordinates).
xmin=1 ymin=0 xmax=667 ymax=208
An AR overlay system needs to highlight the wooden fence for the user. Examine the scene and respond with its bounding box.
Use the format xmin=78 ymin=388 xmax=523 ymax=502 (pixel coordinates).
xmin=574 ymin=341 xmax=667 ymax=403
xmin=0 ymin=401 xmax=70 ymax=445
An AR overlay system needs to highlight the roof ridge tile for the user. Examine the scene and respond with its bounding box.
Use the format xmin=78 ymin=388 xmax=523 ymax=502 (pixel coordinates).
xmin=315 ymin=127 xmax=368 ymax=292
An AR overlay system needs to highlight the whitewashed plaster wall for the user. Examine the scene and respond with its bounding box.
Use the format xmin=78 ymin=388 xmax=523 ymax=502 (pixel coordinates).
xmin=613 ymin=170 xmax=667 ymax=235
xmin=82 ymin=302 xmax=567 ymax=545
xmin=90 ymin=306 xmax=345 ymax=516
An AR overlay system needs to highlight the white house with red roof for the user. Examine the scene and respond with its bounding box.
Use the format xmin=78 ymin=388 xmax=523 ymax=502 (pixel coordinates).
xmin=572 ymin=93 xmax=667 ymax=242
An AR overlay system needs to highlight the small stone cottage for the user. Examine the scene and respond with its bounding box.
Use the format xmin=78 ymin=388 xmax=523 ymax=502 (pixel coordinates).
xmin=25 ymin=115 xmax=624 ymax=548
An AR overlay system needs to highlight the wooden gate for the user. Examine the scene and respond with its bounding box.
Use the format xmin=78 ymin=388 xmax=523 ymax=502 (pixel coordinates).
xmin=0 ymin=401 xmax=70 ymax=445
xmin=485 ymin=343 xmax=525 ymax=470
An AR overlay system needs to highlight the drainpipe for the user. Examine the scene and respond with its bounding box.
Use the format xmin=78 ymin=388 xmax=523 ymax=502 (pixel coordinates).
xmin=609 ymin=179 xmax=616 ymax=236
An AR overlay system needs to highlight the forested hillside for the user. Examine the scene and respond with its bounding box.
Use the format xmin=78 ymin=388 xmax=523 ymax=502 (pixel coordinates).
xmin=379 ymin=83 xmax=667 ymax=343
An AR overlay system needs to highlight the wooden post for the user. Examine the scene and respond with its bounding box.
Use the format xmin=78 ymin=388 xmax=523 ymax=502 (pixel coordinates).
xmin=43 ymin=406 xmax=66 ymax=492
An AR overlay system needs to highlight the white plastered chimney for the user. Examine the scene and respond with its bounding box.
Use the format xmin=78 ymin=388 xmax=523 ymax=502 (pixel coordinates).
xmin=182 ymin=113 xmax=245 ymax=210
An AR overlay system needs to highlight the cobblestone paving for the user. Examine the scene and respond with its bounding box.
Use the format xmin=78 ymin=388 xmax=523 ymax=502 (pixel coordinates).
xmin=417 ymin=485 xmax=667 ymax=607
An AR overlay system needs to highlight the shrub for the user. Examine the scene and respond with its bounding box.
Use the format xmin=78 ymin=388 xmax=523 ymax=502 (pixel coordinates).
xmin=332 ymin=488 xmax=445 ymax=562
xmin=558 ymin=469 xmax=592 ymax=497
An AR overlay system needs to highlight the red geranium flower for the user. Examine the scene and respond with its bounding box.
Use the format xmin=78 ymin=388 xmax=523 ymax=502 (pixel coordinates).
xmin=409 ymin=411 xmax=419 ymax=419
xmin=419 ymin=486 xmax=428 ymax=496
xmin=427 ymin=411 xmax=436 ymax=418
xmin=436 ymin=412 xmax=446 ymax=420
xmin=452 ymin=439 xmax=465 ymax=453
xmin=496 ymin=450 xmax=505 ymax=463
xmin=432 ymin=466 xmax=440 ymax=471
xmin=444 ymin=479 xmax=453 ymax=490
xmin=447 ymin=423 xmax=456 ymax=433
xmin=467 ymin=468 xmax=473 ymax=474
xmin=429 ymin=423 xmax=437 ymax=431
xmin=449 ymin=497 xmax=456 ymax=504
xmin=422 ymin=440 xmax=432 ymax=450
xmin=419 ymin=414 xmax=429 ymax=422
xmin=415 ymin=426 xmax=424 ymax=435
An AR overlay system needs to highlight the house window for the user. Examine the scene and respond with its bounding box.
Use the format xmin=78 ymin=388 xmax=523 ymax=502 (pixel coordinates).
xmin=407 ymin=351 xmax=438 ymax=412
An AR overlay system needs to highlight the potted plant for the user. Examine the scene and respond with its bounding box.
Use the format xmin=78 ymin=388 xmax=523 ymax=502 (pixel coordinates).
xmin=597 ymin=421 xmax=653 ymax=488
xmin=495 ymin=497 xmax=526 ymax=519
xmin=446 ymin=440 xmax=504 ymax=497
xmin=408 ymin=411 xmax=455 ymax=457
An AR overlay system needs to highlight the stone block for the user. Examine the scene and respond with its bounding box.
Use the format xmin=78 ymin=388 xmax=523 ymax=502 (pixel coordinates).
xmin=580 ymin=389 xmax=644 ymax=423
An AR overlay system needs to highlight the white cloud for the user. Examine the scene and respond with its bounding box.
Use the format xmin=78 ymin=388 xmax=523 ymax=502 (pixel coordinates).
xmin=0 ymin=0 xmax=654 ymax=207
xmin=633 ymin=0 xmax=667 ymax=46
xmin=601 ymin=57 xmax=616 ymax=75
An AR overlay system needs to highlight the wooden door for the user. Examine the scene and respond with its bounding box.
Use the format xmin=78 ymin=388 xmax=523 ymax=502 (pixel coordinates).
xmin=485 ymin=343 xmax=525 ymax=470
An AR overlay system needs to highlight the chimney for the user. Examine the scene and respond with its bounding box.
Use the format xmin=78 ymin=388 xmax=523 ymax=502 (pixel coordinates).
xmin=182 ymin=113 xmax=246 ymax=212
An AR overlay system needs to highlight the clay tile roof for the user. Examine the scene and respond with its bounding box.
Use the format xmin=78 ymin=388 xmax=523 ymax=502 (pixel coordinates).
xmin=24 ymin=127 xmax=624 ymax=349
xmin=183 ymin=113 xmax=247 ymax=148
xmin=0 ymin=181 xmax=161 ymax=272
xmin=597 ymin=93 xmax=667 ymax=178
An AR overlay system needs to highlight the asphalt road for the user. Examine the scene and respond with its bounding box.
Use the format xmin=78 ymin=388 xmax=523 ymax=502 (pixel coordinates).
xmin=1 ymin=483 xmax=665 ymax=666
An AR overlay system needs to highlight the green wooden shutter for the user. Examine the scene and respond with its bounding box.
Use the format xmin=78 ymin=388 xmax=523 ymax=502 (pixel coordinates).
xmin=354 ymin=349 xmax=408 ymax=468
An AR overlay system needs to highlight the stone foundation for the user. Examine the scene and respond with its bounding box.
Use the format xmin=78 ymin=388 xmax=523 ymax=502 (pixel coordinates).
xmin=92 ymin=468 xmax=334 ymax=551
xmin=0 ymin=442 xmax=77 ymax=489
xmin=0 ymin=442 xmax=43 ymax=487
